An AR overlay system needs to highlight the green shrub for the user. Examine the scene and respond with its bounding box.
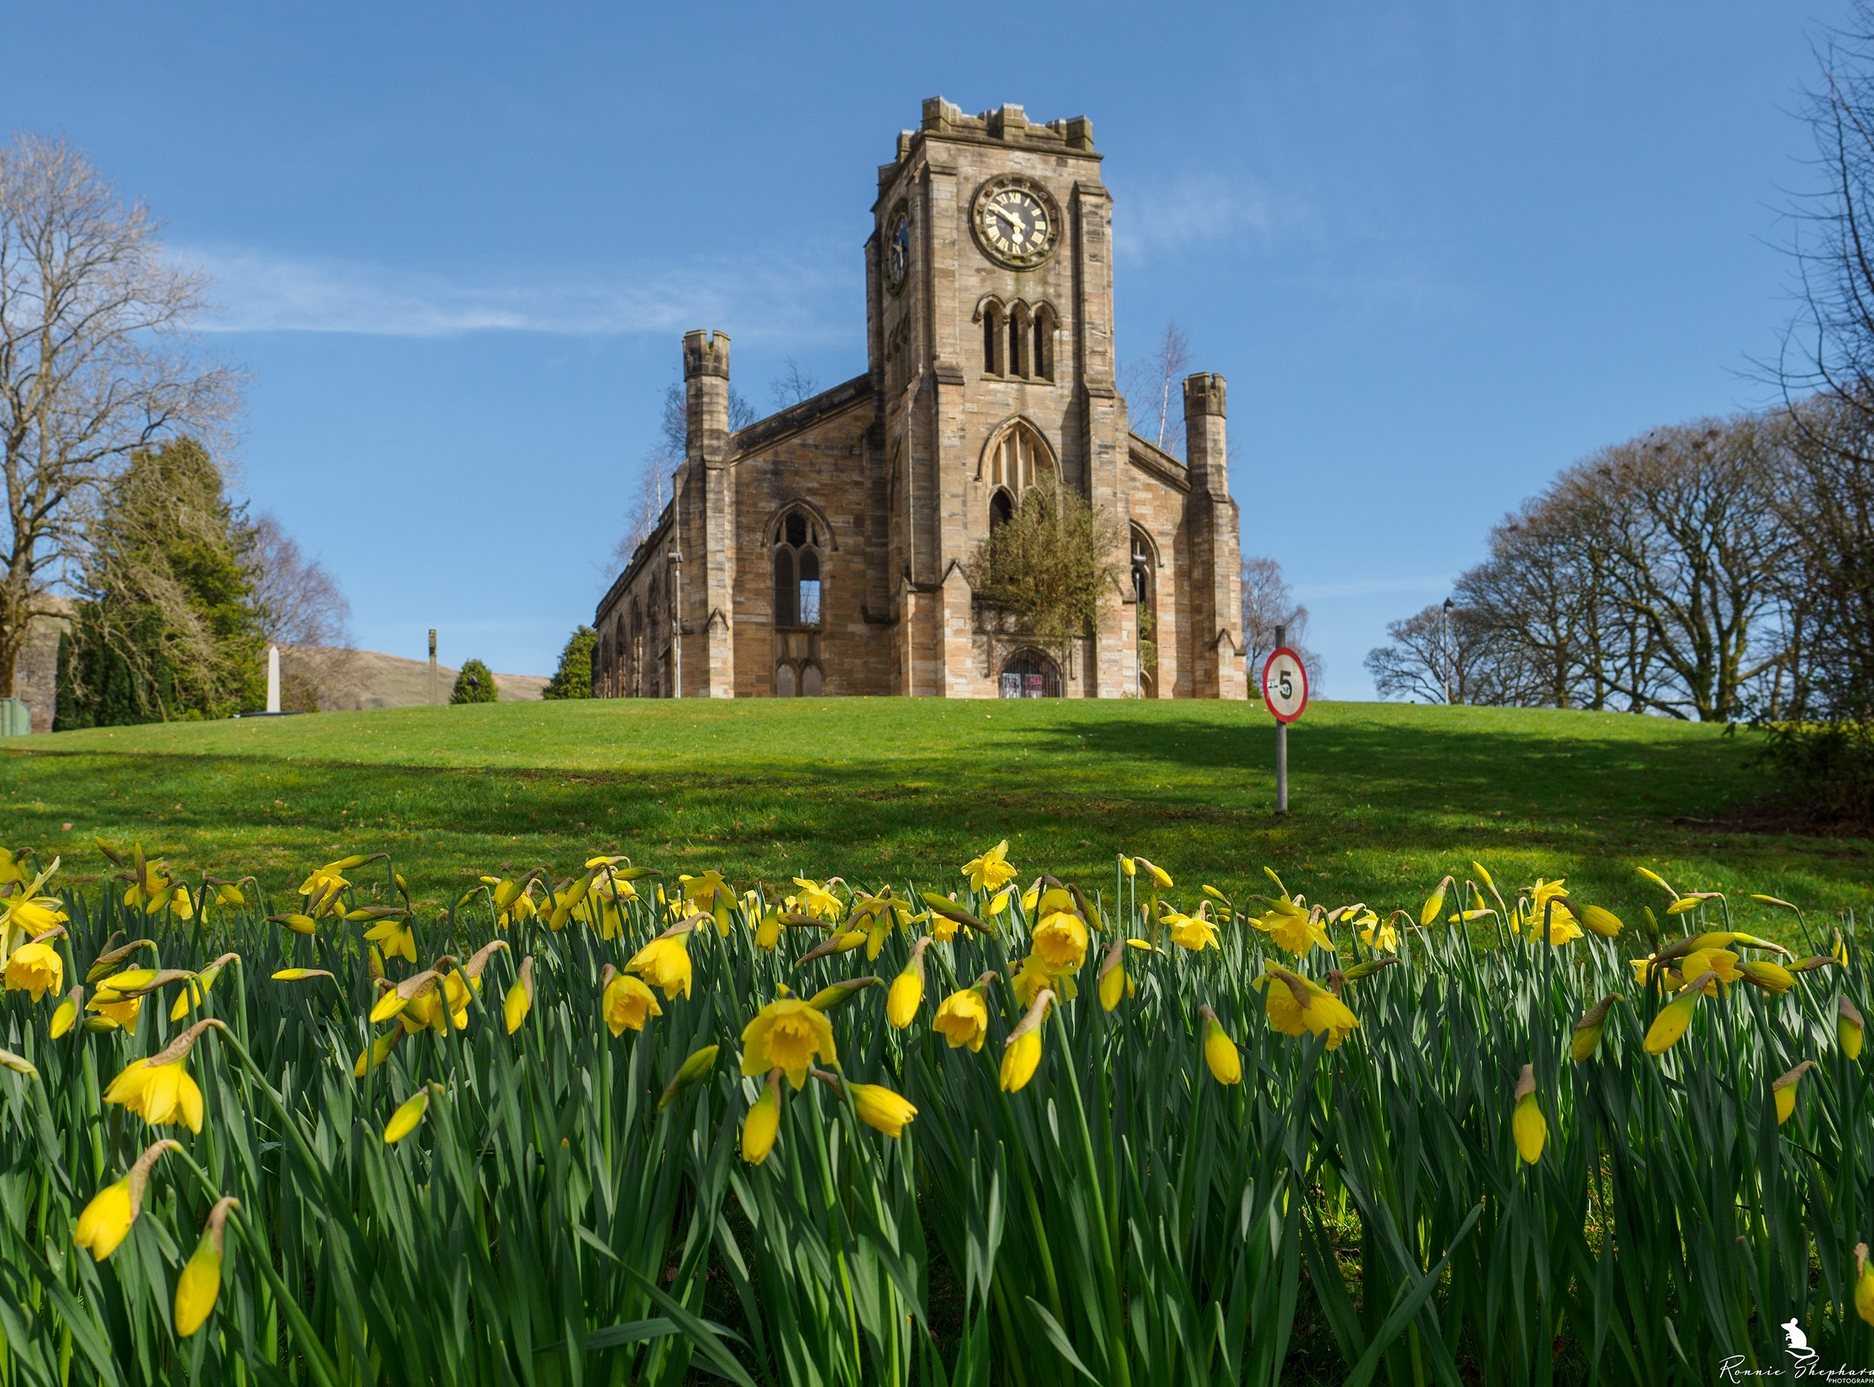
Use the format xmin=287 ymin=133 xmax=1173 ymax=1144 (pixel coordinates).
xmin=450 ymin=658 xmax=498 ymax=704
xmin=542 ymin=625 xmax=596 ymax=699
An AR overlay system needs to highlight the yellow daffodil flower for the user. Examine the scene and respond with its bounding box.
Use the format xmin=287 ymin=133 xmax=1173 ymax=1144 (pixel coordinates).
xmin=962 ymin=841 xmax=1017 ymax=893
xmin=626 ymin=930 xmax=694 ymax=1000
xmin=4 ymin=938 xmax=63 ymax=1001
xmin=791 ymin=877 xmax=845 ymax=921
xmin=934 ymin=973 xmax=994 ymax=1051
xmin=600 ymin=965 xmax=661 ymax=1036
xmin=103 ymin=1021 xmax=222 ymax=1133
xmin=1031 ymin=890 xmax=1088 ymax=971
xmin=741 ymin=998 xmax=837 ymax=1089
xmin=1855 ymin=1244 xmax=1874 ymax=1327
xmin=1262 ymin=965 xmax=1359 ymax=1050
xmin=50 ymin=986 xmax=80 ymax=1038
xmin=1678 ymin=947 xmax=1741 ymax=995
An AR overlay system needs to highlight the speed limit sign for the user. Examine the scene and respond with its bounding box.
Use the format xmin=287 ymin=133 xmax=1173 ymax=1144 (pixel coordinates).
xmin=1261 ymin=647 xmax=1308 ymax=723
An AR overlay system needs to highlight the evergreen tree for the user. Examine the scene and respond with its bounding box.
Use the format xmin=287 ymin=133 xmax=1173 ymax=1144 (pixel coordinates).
xmin=542 ymin=626 xmax=597 ymax=699
xmin=55 ymin=439 xmax=267 ymax=727
xmin=451 ymin=659 xmax=498 ymax=704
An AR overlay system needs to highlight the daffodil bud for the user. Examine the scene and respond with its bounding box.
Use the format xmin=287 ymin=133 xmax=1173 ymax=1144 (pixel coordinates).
xmin=1643 ymin=973 xmax=1715 ymax=1056
xmin=846 ymin=1080 xmax=918 ymax=1138
xmin=741 ymin=1073 xmax=782 ymax=1165
xmin=1418 ymin=877 xmax=1451 ymax=927
xmin=174 ymin=1196 xmax=238 ymax=1338
xmin=999 ymin=989 xmax=1053 ymax=1093
xmin=1856 ymin=1243 xmax=1874 ymax=1327
xmin=1568 ymin=994 xmax=1620 ymax=1062
xmin=1097 ymin=942 xmax=1129 ymax=1012
xmin=885 ymin=938 xmax=931 ymax=1030
xmin=1737 ymin=960 xmax=1795 ymax=994
xmin=504 ymin=956 xmax=534 ymax=1035
xmin=1575 ymin=904 xmax=1623 ymax=939
xmin=1198 ymin=1006 xmax=1242 ymax=1086
xmin=1772 ymin=1061 xmax=1818 ymax=1126
xmin=0 ymin=1047 xmax=34 ymax=1077
xmin=73 ymin=1142 xmax=181 ymax=1261
xmin=660 ymin=1044 xmax=720 ymax=1110
xmin=1117 ymin=853 xmax=1136 ymax=878
xmin=804 ymin=976 xmax=880 ymax=1012
xmin=353 ymin=1027 xmax=401 ymax=1077
xmin=384 ymin=1088 xmax=431 ymax=1144
xmin=1839 ymin=997 xmax=1865 ymax=1061
xmin=1512 ymin=1064 xmax=1546 ymax=1165
xmin=50 ymin=985 xmax=81 ymax=1038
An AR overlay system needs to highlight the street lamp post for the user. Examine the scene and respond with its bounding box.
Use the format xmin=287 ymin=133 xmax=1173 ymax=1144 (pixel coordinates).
xmin=1441 ymin=597 xmax=1455 ymax=705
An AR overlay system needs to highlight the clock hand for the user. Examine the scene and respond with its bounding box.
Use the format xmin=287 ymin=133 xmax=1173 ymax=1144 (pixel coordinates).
xmin=986 ymin=203 xmax=1027 ymax=231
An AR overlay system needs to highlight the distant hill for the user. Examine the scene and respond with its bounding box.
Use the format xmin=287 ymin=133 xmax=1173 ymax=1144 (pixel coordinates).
xmin=280 ymin=646 xmax=546 ymax=710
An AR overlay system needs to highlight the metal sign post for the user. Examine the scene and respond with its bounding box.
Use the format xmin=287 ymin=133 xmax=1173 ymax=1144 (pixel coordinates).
xmin=1261 ymin=625 xmax=1309 ymax=814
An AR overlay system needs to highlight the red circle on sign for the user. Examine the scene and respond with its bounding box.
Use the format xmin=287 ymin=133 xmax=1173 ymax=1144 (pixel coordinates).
xmin=1261 ymin=647 xmax=1309 ymax=724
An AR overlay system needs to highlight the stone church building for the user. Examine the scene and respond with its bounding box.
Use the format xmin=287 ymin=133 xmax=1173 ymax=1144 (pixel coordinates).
xmin=593 ymin=98 xmax=1246 ymax=699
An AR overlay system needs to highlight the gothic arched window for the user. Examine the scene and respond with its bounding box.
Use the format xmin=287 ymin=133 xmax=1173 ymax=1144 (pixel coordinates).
xmin=986 ymin=421 xmax=1055 ymax=499
xmin=1131 ymin=526 xmax=1158 ymax=699
xmin=999 ymin=649 xmax=1062 ymax=699
xmin=981 ymin=300 xmax=1005 ymax=376
xmin=1008 ymin=302 xmax=1031 ymax=379
xmin=774 ymin=510 xmax=823 ymax=629
xmin=1033 ymin=304 xmax=1056 ymax=381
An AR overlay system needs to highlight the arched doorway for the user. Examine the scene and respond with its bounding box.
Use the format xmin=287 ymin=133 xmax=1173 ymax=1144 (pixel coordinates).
xmin=999 ymin=649 xmax=1062 ymax=699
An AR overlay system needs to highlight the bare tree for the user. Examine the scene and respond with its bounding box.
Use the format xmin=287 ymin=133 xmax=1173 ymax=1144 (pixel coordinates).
xmin=0 ymin=132 xmax=237 ymax=696
xmin=1121 ymin=320 xmax=1191 ymax=458
xmin=1365 ymin=602 xmax=1511 ymax=705
xmin=769 ymin=357 xmax=820 ymax=410
xmin=613 ymin=379 xmax=758 ymax=571
xmin=1240 ymin=555 xmax=1324 ymax=693
xmin=250 ymin=516 xmax=350 ymax=649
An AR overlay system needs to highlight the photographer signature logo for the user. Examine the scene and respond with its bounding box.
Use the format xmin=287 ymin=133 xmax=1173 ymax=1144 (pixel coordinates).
xmin=1785 ymin=1318 xmax=1820 ymax=1371
xmin=1715 ymin=1315 xmax=1874 ymax=1381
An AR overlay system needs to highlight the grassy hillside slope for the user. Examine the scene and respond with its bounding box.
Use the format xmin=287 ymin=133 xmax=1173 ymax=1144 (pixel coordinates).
xmin=1 ymin=698 xmax=1866 ymax=925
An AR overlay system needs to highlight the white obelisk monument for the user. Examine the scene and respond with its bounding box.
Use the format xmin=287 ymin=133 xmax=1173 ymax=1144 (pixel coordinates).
xmin=266 ymin=645 xmax=281 ymax=714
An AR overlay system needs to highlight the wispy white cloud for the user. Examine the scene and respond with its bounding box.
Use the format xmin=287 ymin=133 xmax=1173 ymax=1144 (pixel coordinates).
xmin=1112 ymin=173 xmax=1282 ymax=260
xmin=181 ymin=245 xmax=846 ymax=340
xmin=1294 ymin=573 xmax=1454 ymax=600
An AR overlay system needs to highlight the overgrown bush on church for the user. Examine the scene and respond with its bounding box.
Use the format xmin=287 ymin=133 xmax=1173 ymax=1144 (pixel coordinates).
xmin=966 ymin=486 xmax=1122 ymax=662
xmin=451 ymin=658 xmax=498 ymax=704
xmin=542 ymin=625 xmax=596 ymax=699
xmin=54 ymin=439 xmax=267 ymax=728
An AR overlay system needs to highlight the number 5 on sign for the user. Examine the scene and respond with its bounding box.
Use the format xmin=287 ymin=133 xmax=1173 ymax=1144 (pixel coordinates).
xmin=1261 ymin=647 xmax=1307 ymax=814
xmin=1262 ymin=648 xmax=1308 ymax=723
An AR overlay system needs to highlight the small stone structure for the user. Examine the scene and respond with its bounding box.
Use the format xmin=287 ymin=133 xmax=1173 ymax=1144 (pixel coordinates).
xmin=594 ymin=98 xmax=1246 ymax=700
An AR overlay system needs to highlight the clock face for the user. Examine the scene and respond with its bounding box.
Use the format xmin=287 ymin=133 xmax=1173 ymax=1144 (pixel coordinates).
xmin=973 ymin=177 xmax=1058 ymax=269
xmin=884 ymin=209 xmax=910 ymax=295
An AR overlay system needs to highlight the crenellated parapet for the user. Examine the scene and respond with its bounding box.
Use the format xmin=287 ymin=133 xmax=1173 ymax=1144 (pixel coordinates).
xmin=884 ymin=98 xmax=1096 ymax=187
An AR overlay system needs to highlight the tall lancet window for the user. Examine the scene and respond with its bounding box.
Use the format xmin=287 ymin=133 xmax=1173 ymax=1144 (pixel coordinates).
xmin=773 ymin=507 xmax=825 ymax=696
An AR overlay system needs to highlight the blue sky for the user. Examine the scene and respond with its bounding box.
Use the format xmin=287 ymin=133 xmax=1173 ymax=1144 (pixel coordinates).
xmin=4 ymin=2 xmax=1850 ymax=692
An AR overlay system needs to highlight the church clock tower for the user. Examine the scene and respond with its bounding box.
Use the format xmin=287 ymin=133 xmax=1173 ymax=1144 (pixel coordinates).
xmin=866 ymin=98 xmax=1131 ymax=697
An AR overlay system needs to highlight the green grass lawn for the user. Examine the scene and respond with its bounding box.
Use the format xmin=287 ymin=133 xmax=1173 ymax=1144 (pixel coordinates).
xmin=2 ymin=697 xmax=1868 ymax=927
